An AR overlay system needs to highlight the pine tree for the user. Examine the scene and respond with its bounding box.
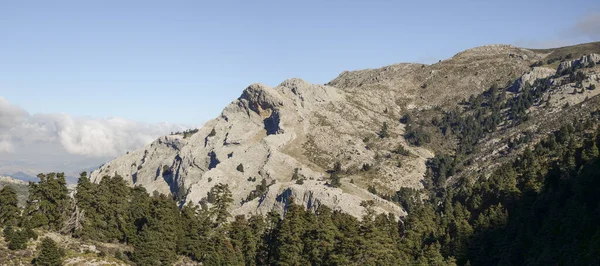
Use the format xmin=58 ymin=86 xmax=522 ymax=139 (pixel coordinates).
xmin=131 ymin=224 xmax=165 ymax=266
xmin=273 ymin=203 xmax=309 ymax=266
xmin=227 ymin=215 xmax=259 ymax=265
xmin=24 ymin=173 xmax=70 ymax=230
xmin=132 ymin=194 xmax=182 ymax=265
xmin=329 ymin=172 xmax=342 ymax=188
xmin=7 ymin=228 xmax=28 ymax=250
xmin=209 ymin=183 xmax=233 ymax=226
xmin=0 ymin=186 xmax=20 ymax=226
xmin=357 ymin=201 xmax=404 ymax=265
xmin=379 ymin=122 xmax=390 ymax=138
xmin=34 ymin=237 xmax=64 ymax=266
xmin=177 ymin=204 xmax=211 ymax=261
xmin=582 ymin=138 xmax=599 ymax=163
xmin=305 ymin=205 xmax=337 ymax=265
xmin=74 ymin=172 xmax=96 ymax=239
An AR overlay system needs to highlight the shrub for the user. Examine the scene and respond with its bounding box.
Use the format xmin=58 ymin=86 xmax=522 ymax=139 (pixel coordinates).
xmin=589 ymin=84 xmax=596 ymax=90
xmin=33 ymin=237 xmax=64 ymax=266
xmin=367 ymin=185 xmax=377 ymax=195
xmin=361 ymin=163 xmax=372 ymax=171
xmin=208 ymin=128 xmax=217 ymax=137
xmin=244 ymin=179 xmax=269 ymax=202
xmin=295 ymin=179 xmax=304 ymax=185
xmin=400 ymin=114 xmax=412 ymax=124
xmin=530 ymin=61 xmax=543 ymax=67
xmin=183 ymin=128 xmax=199 ymax=139
xmin=333 ymin=162 xmax=342 ymax=174
xmin=379 ymin=122 xmax=389 ymax=138
xmin=3 ymin=226 xmax=36 ymax=250
xmin=292 ymin=168 xmax=300 ymax=180
xmin=115 ymin=250 xmax=125 ymax=261
xmin=405 ymin=124 xmax=431 ymax=146
xmin=236 ymin=164 xmax=244 ymax=173
xmin=393 ymin=145 xmax=410 ymax=156
xmin=330 ymin=173 xmax=341 ymax=188
xmin=162 ymin=165 xmax=171 ymax=176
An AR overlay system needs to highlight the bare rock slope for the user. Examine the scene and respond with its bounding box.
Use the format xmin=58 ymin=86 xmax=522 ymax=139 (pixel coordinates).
xmin=92 ymin=79 xmax=410 ymax=218
xmin=91 ymin=42 xmax=600 ymax=219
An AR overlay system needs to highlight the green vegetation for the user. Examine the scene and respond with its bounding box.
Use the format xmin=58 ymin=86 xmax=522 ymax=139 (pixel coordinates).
xmin=0 ymin=186 xmax=19 ymax=226
xmin=3 ymin=55 xmax=600 ymax=264
xmin=1 ymin=117 xmax=600 ymax=266
xmin=379 ymin=122 xmax=389 ymax=138
xmin=3 ymin=225 xmax=37 ymax=250
xmin=23 ymin=173 xmax=70 ymax=230
xmin=34 ymin=237 xmax=64 ymax=266
xmin=208 ymin=128 xmax=217 ymax=137
xmin=404 ymin=123 xmax=431 ymax=146
xmin=392 ymin=144 xmax=410 ymax=156
xmin=329 ymin=162 xmax=342 ymax=187
xmin=171 ymin=128 xmax=200 ymax=139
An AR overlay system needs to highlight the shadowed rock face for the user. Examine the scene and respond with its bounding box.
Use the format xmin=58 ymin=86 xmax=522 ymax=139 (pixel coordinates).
xmin=90 ymin=43 xmax=600 ymax=219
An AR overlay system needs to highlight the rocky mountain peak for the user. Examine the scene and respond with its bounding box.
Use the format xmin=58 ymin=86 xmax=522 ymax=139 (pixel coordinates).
xmin=90 ymin=42 xmax=600 ymax=220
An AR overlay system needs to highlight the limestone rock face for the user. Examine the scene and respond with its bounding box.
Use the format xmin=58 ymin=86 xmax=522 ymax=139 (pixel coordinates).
xmin=92 ymin=43 xmax=590 ymax=219
xmin=511 ymin=67 xmax=556 ymax=92
xmin=91 ymin=78 xmax=409 ymax=218
xmin=557 ymin=54 xmax=600 ymax=73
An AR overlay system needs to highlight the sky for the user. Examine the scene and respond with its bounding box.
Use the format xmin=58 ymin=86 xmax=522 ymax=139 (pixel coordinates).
xmin=0 ymin=0 xmax=599 ymax=178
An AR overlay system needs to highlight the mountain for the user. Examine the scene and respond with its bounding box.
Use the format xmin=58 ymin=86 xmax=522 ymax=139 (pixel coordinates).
xmin=91 ymin=42 xmax=600 ymax=219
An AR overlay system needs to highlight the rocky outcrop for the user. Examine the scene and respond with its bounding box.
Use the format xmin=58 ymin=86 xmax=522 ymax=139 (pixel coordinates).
xmin=511 ymin=67 xmax=556 ymax=92
xmin=91 ymin=78 xmax=410 ymax=219
xmin=557 ymin=54 xmax=600 ymax=74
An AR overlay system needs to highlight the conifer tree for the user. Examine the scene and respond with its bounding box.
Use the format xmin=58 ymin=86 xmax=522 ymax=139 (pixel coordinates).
xmin=209 ymin=183 xmax=233 ymax=226
xmin=132 ymin=194 xmax=181 ymax=265
xmin=34 ymin=237 xmax=64 ymax=266
xmin=273 ymin=202 xmax=309 ymax=265
xmin=0 ymin=186 xmax=19 ymax=226
xmin=229 ymin=215 xmax=260 ymax=266
xmin=24 ymin=173 xmax=70 ymax=230
xmin=582 ymin=138 xmax=599 ymax=163
xmin=304 ymin=205 xmax=337 ymax=265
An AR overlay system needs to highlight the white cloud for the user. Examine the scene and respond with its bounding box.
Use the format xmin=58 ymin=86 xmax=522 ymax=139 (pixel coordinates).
xmin=0 ymin=96 xmax=188 ymax=157
xmin=0 ymin=139 xmax=13 ymax=153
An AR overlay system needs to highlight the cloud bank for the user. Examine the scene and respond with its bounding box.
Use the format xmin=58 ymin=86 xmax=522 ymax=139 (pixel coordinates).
xmin=0 ymin=96 xmax=189 ymax=158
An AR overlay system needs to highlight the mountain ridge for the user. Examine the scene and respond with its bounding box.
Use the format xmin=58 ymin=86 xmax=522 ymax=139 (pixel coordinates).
xmin=91 ymin=41 xmax=600 ymax=219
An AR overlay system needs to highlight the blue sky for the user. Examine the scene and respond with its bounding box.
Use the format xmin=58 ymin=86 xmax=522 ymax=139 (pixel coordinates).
xmin=1 ymin=0 xmax=599 ymax=124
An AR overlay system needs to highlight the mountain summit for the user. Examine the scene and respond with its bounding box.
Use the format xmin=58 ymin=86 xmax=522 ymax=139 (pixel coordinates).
xmin=91 ymin=42 xmax=600 ymax=219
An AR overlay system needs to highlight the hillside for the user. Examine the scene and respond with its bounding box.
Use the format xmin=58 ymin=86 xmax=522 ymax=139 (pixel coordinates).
xmin=2 ymin=41 xmax=600 ymax=265
xmin=90 ymin=42 xmax=600 ymax=219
